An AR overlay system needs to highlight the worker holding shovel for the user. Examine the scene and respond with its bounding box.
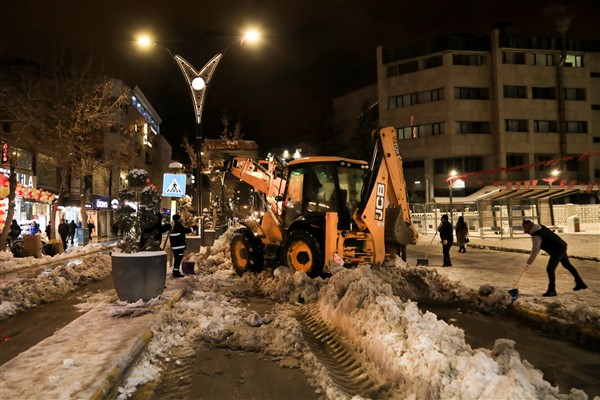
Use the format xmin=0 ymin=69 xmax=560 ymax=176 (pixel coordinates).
xmin=522 ymin=219 xmax=588 ymax=297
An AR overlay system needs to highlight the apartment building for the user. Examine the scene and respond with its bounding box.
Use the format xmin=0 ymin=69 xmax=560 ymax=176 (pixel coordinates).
xmin=376 ymin=29 xmax=600 ymax=202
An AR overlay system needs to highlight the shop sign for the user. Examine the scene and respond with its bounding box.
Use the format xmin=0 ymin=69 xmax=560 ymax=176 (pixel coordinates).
xmin=111 ymin=199 xmax=119 ymax=209
xmin=2 ymin=142 xmax=8 ymax=164
xmin=0 ymin=168 xmax=36 ymax=188
xmin=85 ymin=203 xmax=92 ymax=209
xmin=92 ymin=195 xmax=110 ymax=209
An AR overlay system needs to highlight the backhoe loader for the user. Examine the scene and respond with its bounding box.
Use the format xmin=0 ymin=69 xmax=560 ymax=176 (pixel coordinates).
xmin=228 ymin=126 xmax=418 ymax=277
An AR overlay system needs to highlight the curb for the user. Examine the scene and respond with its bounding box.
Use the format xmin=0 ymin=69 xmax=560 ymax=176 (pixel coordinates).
xmin=509 ymin=303 xmax=600 ymax=349
xmin=467 ymin=243 xmax=599 ymax=262
xmin=90 ymin=287 xmax=186 ymax=400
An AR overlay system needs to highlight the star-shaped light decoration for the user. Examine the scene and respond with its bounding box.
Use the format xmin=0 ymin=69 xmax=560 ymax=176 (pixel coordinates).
xmin=174 ymin=53 xmax=223 ymax=124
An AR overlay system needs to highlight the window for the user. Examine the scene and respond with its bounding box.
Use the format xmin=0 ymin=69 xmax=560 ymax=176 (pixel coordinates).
xmin=505 ymin=119 xmax=528 ymax=132
xmin=507 ymin=154 xmax=526 ymax=168
xmin=404 ymin=160 xmax=425 ymax=169
xmin=504 ymin=85 xmax=527 ymax=99
xmin=564 ymin=54 xmax=583 ymax=67
xmin=533 ymin=53 xmax=554 ymax=66
xmin=387 ymin=61 xmax=419 ymax=77
xmin=452 ymin=54 xmax=485 ymax=66
xmin=502 ymin=52 xmax=526 ymax=64
xmin=566 ymin=121 xmax=587 ymax=133
xmin=454 ymin=87 xmax=489 ymax=100
xmin=564 ymin=88 xmax=586 ymax=101
xmin=388 ymin=88 xmax=444 ymax=109
xmin=396 ymin=122 xmax=445 ymax=139
xmin=13 ymin=147 xmax=33 ymax=171
xmin=593 ymin=137 xmax=600 ymax=144
xmin=591 ymin=72 xmax=600 ymax=78
xmin=534 ymin=120 xmax=558 ymax=132
xmin=592 ymin=105 xmax=600 ymax=110
xmin=532 ymin=87 xmax=556 ymax=99
xmin=455 ymin=121 xmax=490 ymax=134
xmin=423 ymin=55 xmax=443 ymax=69
xmin=434 ymin=157 xmax=483 ymax=174
xmin=37 ymin=153 xmax=58 ymax=189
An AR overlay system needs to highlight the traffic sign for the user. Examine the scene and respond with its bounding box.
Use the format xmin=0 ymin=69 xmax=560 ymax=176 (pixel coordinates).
xmin=162 ymin=173 xmax=187 ymax=198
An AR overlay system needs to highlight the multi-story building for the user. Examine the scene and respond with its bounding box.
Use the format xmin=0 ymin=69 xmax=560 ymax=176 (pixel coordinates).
xmin=374 ymin=28 xmax=600 ymax=203
xmin=1 ymin=77 xmax=173 ymax=239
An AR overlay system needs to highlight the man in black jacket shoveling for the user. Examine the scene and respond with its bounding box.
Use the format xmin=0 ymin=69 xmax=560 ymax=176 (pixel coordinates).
xmin=522 ymin=219 xmax=587 ymax=297
xmin=169 ymin=214 xmax=193 ymax=278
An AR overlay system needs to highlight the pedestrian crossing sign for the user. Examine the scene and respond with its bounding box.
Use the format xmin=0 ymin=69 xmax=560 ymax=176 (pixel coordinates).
xmin=162 ymin=174 xmax=186 ymax=198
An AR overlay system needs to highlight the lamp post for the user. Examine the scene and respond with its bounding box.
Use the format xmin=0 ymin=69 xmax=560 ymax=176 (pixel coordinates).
xmin=137 ymin=29 xmax=261 ymax=242
xmin=448 ymin=169 xmax=457 ymax=225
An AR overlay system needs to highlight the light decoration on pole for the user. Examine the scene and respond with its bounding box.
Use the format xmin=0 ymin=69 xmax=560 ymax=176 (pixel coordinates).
xmin=449 ymin=169 xmax=457 ymax=224
xmin=136 ymin=28 xmax=261 ymax=243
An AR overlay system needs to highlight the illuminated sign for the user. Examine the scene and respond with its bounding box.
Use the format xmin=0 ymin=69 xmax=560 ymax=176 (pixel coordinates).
xmin=162 ymin=174 xmax=186 ymax=198
xmin=1 ymin=142 xmax=8 ymax=164
xmin=92 ymin=195 xmax=110 ymax=209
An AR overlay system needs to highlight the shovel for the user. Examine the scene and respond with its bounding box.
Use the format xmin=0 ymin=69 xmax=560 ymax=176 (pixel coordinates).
xmin=508 ymin=267 xmax=528 ymax=302
xmin=416 ymin=232 xmax=437 ymax=267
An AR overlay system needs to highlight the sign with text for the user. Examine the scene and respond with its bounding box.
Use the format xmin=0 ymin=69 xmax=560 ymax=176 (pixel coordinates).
xmin=162 ymin=173 xmax=186 ymax=198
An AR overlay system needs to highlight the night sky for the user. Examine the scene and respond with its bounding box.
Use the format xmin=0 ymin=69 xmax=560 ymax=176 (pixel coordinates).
xmin=2 ymin=0 xmax=600 ymax=160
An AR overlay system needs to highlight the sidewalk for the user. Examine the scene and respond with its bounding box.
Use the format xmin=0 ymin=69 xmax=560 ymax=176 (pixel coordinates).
xmin=0 ymin=279 xmax=186 ymax=399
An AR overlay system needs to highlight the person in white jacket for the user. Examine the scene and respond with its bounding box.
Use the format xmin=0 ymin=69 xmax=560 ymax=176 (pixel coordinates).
xmin=522 ymin=220 xmax=587 ymax=297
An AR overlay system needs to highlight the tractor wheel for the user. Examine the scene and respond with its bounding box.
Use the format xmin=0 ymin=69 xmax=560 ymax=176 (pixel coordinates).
xmin=283 ymin=230 xmax=323 ymax=278
xmin=230 ymin=228 xmax=264 ymax=276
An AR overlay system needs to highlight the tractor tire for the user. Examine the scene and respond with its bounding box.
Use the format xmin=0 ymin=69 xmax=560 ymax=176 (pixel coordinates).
xmin=230 ymin=228 xmax=264 ymax=276
xmin=283 ymin=230 xmax=323 ymax=278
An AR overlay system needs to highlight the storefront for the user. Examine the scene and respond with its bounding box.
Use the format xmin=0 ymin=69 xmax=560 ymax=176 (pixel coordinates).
xmin=88 ymin=195 xmax=112 ymax=238
xmin=0 ymin=170 xmax=56 ymax=236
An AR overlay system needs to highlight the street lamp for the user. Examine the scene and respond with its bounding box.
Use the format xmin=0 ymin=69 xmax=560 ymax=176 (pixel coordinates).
xmin=449 ymin=169 xmax=457 ymax=224
xmin=137 ymin=29 xmax=261 ymax=242
xmin=549 ymin=169 xmax=561 ymax=190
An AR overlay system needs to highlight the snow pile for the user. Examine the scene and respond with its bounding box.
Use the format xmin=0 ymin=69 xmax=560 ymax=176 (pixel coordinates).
xmin=118 ymin=227 xmax=591 ymax=399
xmin=316 ymin=266 xmax=587 ymax=399
xmin=0 ymin=243 xmax=107 ymax=274
xmin=0 ymin=254 xmax=112 ymax=320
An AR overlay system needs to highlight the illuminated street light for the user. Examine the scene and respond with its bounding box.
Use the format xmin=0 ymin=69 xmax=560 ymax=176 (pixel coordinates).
xmin=449 ymin=169 xmax=457 ymax=224
xmin=549 ymin=169 xmax=561 ymax=190
xmin=136 ymin=29 xmax=261 ymax=243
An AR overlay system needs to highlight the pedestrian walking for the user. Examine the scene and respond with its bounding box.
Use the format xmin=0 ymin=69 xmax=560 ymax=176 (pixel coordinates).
xmin=438 ymin=214 xmax=453 ymax=267
xmin=168 ymin=214 xmax=193 ymax=278
xmin=522 ymin=219 xmax=588 ymax=297
xmin=68 ymin=220 xmax=77 ymax=245
xmin=58 ymin=219 xmax=69 ymax=251
xmin=87 ymin=221 xmax=95 ymax=241
xmin=455 ymin=216 xmax=469 ymax=253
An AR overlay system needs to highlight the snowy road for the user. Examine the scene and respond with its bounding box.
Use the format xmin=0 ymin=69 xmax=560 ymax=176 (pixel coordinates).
xmin=1 ymin=230 xmax=598 ymax=399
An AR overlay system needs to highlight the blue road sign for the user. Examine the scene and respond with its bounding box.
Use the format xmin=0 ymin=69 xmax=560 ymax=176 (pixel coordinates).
xmin=162 ymin=174 xmax=187 ymax=198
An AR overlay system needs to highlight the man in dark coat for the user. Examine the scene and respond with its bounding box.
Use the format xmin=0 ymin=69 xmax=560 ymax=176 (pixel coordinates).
xmin=68 ymin=220 xmax=77 ymax=245
xmin=523 ymin=220 xmax=587 ymax=297
xmin=140 ymin=212 xmax=170 ymax=250
xmin=438 ymin=214 xmax=453 ymax=267
xmin=58 ymin=219 xmax=70 ymax=251
xmin=168 ymin=214 xmax=193 ymax=278
xmin=9 ymin=220 xmax=21 ymax=242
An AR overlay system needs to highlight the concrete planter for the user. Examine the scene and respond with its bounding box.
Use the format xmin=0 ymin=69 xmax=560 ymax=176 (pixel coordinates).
xmin=111 ymin=250 xmax=167 ymax=302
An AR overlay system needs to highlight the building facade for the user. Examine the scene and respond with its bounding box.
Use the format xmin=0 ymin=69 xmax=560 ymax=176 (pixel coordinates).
xmin=375 ymin=29 xmax=600 ymax=202
xmin=1 ymin=79 xmax=172 ymax=240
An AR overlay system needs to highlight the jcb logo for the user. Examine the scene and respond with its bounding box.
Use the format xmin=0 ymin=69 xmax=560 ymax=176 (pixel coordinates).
xmin=375 ymin=183 xmax=385 ymax=221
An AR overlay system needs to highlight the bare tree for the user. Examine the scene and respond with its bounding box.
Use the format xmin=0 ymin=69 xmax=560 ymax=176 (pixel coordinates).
xmin=1 ymin=54 xmax=138 ymax=239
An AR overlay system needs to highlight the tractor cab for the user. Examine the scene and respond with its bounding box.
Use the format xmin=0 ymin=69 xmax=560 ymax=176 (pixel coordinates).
xmin=281 ymin=157 xmax=368 ymax=230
